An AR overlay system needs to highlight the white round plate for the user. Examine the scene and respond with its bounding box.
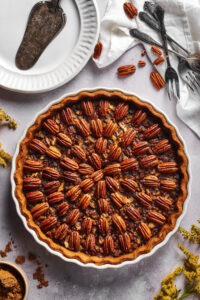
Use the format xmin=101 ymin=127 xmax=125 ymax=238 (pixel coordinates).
xmin=11 ymin=88 xmax=191 ymax=269
xmin=0 ymin=0 xmax=99 ymax=93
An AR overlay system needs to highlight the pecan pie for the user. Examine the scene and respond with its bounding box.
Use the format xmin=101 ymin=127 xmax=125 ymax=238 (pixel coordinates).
xmin=14 ymin=90 xmax=188 ymax=266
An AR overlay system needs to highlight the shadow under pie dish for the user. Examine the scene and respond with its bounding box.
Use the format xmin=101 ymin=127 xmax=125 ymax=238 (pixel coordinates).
xmin=12 ymin=89 xmax=189 ymax=267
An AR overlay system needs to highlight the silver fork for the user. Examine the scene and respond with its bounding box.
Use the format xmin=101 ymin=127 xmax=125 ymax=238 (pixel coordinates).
xmin=154 ymin=5 xmax=180 ymax=100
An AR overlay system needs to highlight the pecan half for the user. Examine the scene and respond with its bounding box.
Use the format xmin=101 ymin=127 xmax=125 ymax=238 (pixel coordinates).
xmin=148 ymin=211 xmax=166 ymax=225
xmin=119 ymin=233 xmax=131 ymax=253
xmin=121 ymin=178 xmax=138 ymax=192
xmin=40 ymin=217 xmax=57 ymax=231
xmin=95 ymin=137 xmax=107 ymax=154
xmin=111 ymin=192 xmax=128 ymax=208
xmin=138 ymin=60 xmax=146 ymax=67
xmin=66 ymin=209 xmax=80 ymax=226
xmin=126 ymin=206 xmax=141 ymax=221
xmin=77 ymin=194 xmax=91 ymax=210
xmin=60 ymin=157 xmax=79 ymax=171
xmin=85 ymin=234 xmax=95 ymax=252
xmin=120 ymin=158 xmax=138 ymax=170
xmin=93 ymin=42 xmax=103 ymax=59
xmin=54 ymin=224 xmax=69 ymax=240
xmin=118 ymin=65 xmax=136 ymax=76
xmin=105 ymin=177 xmax=119 ymax=192
xmin=46 ymin=146 xmax=61 ymax=159
xmin=66 ymin=185 xmax=81 ymax=201
xmin=104 ymin=235 xmax=114 ymax=255
xmin=79 ymin=163 xmax=94 ymax=175
xmin=157 ymin=162 xmax=178 ymax=173
xmin=56 ymin=202 xmax=69 ymax=216
xmin=96 ymin=181 xmax=106 ymax=199
xmin=63 ymin=171 xmax=78 ymax=183
xmin=80 ymin=179 xmax=94 ymax=192
xmin=81 ymin=100 xmax=94 ymax=116
xmin=91 ymin=170 xmax=104 ymax=182
xmin=150 ymin=72 xmax=165 ymax=90
xmin=23 ymin=177 xmax=41 ymax=189
xmin=151 ymin=45 xmax=162 ymax=56
xmin=89 ymin=153 xmax=102 ymax=170
xmin=108 ymin=144 xmax=122 ymax=161
xmin=75 ymin=118 xmax=90 ymax=137
xmin=142 ymin=175 xmax=159 ymax=187
xmin=57 ymin=133 xmax=72 ymax=148
xmin=62 ymin=108 xmax=74 ymax=125
xmin=155 ymin=196 xmax=172 ymax=210
xmin=98 ymin=199 xmax=109 ymax=214
xmin=47 ymin=192 xmax=64 ymax=204
xmin=153 ymin=56 xmax=165 ymax=65
xmin=43 ymin=167 xmax=60 ymax=180
xmin=135 ymin=192 xmax=152 ymax=207
xmin=23 ymin=160 xmax=43 ymax=172
xmin=153 ymin=139 xmax=171 ymax=154
xmin=99 ymin=100 xmax=109 ymax=117
xmin=26 ymin=191 xmax=44 ymax=203
xmin=81 ymin=217 xmax=93 ymax=234
xmin=44 ymin=181 xmax=60 ymax=194
xmin=138 ymin=222 xmax=151 ymax=239
xmin=115 ymin=103 xmax=129 ymax=120
xmin=112 ymin=214 xmax=126 ymax=232
xmin=123 ymin=2 xmax=138 ymax=18
xmin=103 ymin=163 xmax=121 ymax=175
xmin=91 ymin=119 xmax=103 ymax=137
xmin=69 ymin=231 xmax=80 ymax=251
xmin=71 ymin=145 xmax=86 ymax=161
xmin=132 ymin=110 xmax=147 ymax=126
xmin=133 ymin=141 xmax=149 ymax=155
xmin=140 ymin=155 xmax=158 ymax=169
xmin=160 ymin=179 xmax=177 ymax=191
xmin=144 ymin=124 xmax=161 ymax=139
xmin=121 ymin=128 xmax=136 ymax=146
xmin=141 ymin=50 xmax=146 ymax=56
xmin=29 ymin=139 xmax=47 ymax=154
xmin=43 ymin=119 xmax=59 ymax=134
xmin=98 ymin=218 xmax=109 ymax=235
xmin=31 ymin=203 xmax=49 ymax=219
xmin=104 ymin=120 xmax=118 ymax=137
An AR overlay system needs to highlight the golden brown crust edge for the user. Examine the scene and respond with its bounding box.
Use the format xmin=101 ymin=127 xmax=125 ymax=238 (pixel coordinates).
xmin=14 ymin=89 xmax=189 ymax=266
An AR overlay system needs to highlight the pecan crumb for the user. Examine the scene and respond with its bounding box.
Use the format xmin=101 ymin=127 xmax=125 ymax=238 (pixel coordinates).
xmin=15 ymin=256 xmax=26 ymax=264
xmin=33 ymin=267 xmax=49 ymax=289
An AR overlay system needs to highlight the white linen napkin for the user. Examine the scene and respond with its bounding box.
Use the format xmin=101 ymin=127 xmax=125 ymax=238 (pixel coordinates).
xmin=93 ymin=0 xmax=200 ymax=138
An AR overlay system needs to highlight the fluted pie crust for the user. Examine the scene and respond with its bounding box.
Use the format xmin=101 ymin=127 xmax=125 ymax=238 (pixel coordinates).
xmin=14 ymin=90 xmax=188 ymax=266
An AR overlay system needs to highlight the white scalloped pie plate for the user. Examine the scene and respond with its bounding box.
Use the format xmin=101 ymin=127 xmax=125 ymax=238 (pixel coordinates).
xmin=0 ymin=0 xmax=99 ymax=93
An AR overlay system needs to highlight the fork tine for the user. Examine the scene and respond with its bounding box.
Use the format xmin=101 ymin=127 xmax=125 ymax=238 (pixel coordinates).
xmin=165 ymin=80 xmax=171 ymax=100
xmin=174 ymin=78 xmax=180 ymax=99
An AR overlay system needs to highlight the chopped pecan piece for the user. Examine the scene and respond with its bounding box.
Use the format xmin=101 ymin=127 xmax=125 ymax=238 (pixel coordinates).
xmin=104 ymin=120 xmax=117 ymax=137
xmin=43 ymin=119 xmax=59 ymax=134
xmin=81 ymin=217 xmax=93 ymax=234
xmin=29 ymin=139 xmax=47 ymax=154
xmin=98 ymin=199 xmax=109 ymax=214
xmin=153 ymin=56 xmax=165 ymax=65
xmin=121 ymin=178 xmax=138 ymax=192
xmin=103 ymin=164 xmax=121 ymax=175
xmin=108 ymin=144 xmax=122 ymax=161
xmin=123 ymin=2 xmax=138 ymax=18
xmin=138 ymin=222 xmax=151 ymax=239
xmin=75 ymin=118 xmax=90 ymax=137
xmin=135 ymin=192 xmax=152 ymax=207
xmin=121 ymin=128 xmax=136 ymax=147
xmin=95 ymin=137 xmax=107 ymax=154
xmin=71 ymin=145 xmax=86 ymax=161
xmin=54 ymin=224 xmax=69 ymax=240
xmin=62 ymin=108 xmax=74 ymax=125
xmin=56 ymin=202 xmax=69 ymax=216
xmin=151 ymin=45 xmax=162 ymax=56
xmin=66 ymin=185 xmax=81 ymax=201
xmin=57 ymin=133 xmax=72 ymax=148
xmin=126 ymin=206 xmax=141 ymax=221
xmin=91 ymin=119 xmax=103 ymax=137
xmin=132 ymin=110 xmax=146 ymax=126
xmin=138 ymin=60 xmax=146 ymax=67
xmin=66 ymin=209 xmax=80 ymax=226
xmin=47 ymin=192 xmax=64 ymax=204
xmin=44 ymin=181 xmax=60 ymax=194
xmin=79 ymin=163 xmax=94 ymax=175
xmin=115 ymin=103 xmax=129 ymax=120
xmin=98 ymin=218 xmax=109 ymax=235
xmin=142 ymin=175 xmax=159 ymax=187
xmin=89 ymin=153 xmax=102 ymax=170
xmin=69 ymin=231 xmax=80 ymax=251
xmin=119 ymin=233 xmax=131 ymax=253
xmin=91 ymin=170 xmax=104 ymax=182
xmin=144 ymin=124 xmax=161 ymax=139
xmin=81 ymin=100 xmax=94 ymax=116
xmin=93 ymin=42 xmax=103 ymax=59
xmin=96 ymin=181 xmax=106 ymax=199
xmin=63 ymin=171 xmax=78 ymax=183
xmin=105 ymin=177 xmax=119 ymax=192
xmin=46 ymin=146 xmax=61 ymax=159
xmin=80 ymin=179 xmax=94 ymax=192
xmin=153 ymin=139 xmax=171 ymax=154
xmin=26 ymin=191 xmax=44 ymax=203
xmin=140 ymin=155 xmax=158 ymax=169
xmin=23 ymin=177 xmax=41 ymax=189
xmin=112 ymin=214 xmax=126 ymax=232
xmin=104 ymin=235 xmax=114 ymax=255
xmin=133 ymin=141 xmax=149 ymax=155
xmin=157 ymin=162 xmax=178 ymax=173
xmin=120 ymin=158 xmax=138 ymax=170
xmin=85 ymin=234 xmax=95 ymax=252
xmin=99 ymin=100 xmax=109 ymax=117
xmin=40 ymin=217 xmax=57 ymax=231
xmin=43 ymin=167 xmax=60 ymax=180
xmin=77 ymin=194 xmax=91 ymax=210
xmin=60 ymin=157 xmax=79 ymax=171
xmin=148 ymin=211 xmax=166 ymax=225
xmin=31 ymin=203 xmax=49 ymax=219
xmin=160 ymin=179 xmax=177 ymax=191
xmin=23 ymin=159 xmax=43 ymax=172
xmin=111 ymin=192 xmax=128 ymax=208
xmin=155 ymin=196 xmax=172 ymax=210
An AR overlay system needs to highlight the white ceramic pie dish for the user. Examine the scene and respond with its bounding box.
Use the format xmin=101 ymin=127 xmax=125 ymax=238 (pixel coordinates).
xmin=10 ymin=88 xmax=191 ymax=269
xmin=0 ymin=0 xmax=99 ymax=93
